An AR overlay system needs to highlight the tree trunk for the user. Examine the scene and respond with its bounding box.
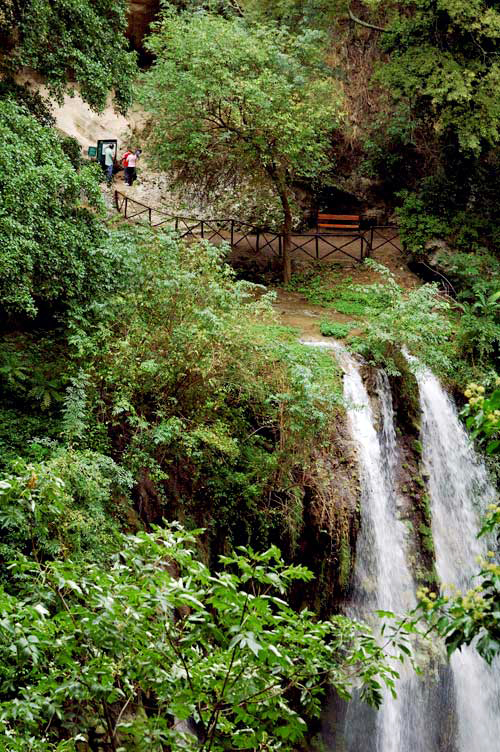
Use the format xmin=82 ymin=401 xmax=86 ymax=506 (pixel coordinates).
xmin=278 ymin=186 xmax=292 ymax=285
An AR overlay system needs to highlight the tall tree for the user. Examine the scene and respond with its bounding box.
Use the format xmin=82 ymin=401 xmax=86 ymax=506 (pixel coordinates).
xmin=140 ymin=11 xmax=342 ymax=282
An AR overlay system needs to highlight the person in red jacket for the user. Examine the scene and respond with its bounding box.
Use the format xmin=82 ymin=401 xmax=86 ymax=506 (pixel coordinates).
xmin=121 ymin=149 xmax=133 ymax=185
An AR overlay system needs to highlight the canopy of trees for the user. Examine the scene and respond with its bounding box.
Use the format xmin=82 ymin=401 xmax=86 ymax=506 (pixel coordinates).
xmin=0 ymin=101 xmax=120 ymax=319
xmin=140 ymin=11 xmax=342 ymax=281
xmin=0 ymin=0 xmax=136 ymax=111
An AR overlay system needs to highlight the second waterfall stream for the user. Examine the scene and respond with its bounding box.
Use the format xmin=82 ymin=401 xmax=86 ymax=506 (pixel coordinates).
xmin=304 ymin=341 xmax=500 ymax=751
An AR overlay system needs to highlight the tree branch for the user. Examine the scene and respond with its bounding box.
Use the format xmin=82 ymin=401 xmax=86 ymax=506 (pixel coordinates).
xmin=348 ymin=6 xmax=387 ymax=32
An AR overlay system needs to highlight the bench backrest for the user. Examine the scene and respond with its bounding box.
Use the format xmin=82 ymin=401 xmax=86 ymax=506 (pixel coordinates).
xmin=317 ymin=213 xmax=360 ymax=231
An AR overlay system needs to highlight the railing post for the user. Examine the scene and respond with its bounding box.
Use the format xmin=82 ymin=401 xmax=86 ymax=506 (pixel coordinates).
xmin=175 ymin=217 xmax=179 ymax=232
xmin=315 ymin=234 xmax=319 ymax=260
xmin=256 ymin=229 xmax=260 ymax=253
xmin=149 ymin=207 xmax=152 ymax=225
xmin=230 ymin=220 xmax=234 ymax=246
xmin=124 ymin=197 xmax=128 ymax=219
xmin=114 ymin=190 xmax=119 ymax=211
xmin=278 ymin=234 xmax=282 ymax=258
xmin=201 ymin=220 xmax=204 ymax=239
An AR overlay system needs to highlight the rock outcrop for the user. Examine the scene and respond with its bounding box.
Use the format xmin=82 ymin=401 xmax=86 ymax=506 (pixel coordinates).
xmin=127 ymin=0 xmax=160 ymax=58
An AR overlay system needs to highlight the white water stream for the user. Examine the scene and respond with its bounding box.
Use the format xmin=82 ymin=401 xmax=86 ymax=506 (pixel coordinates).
xmin=304 ymin=342 xmax=431 ymax=750
xmin=335 ymin=348 xmax=432 ymax=752
xmin=411 ymin=361 xmax=500 ymax=752
xmin=303 ymin=342 xmax=499 ymax=749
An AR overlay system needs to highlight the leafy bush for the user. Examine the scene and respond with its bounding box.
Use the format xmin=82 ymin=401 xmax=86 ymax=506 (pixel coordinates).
xmin=361 ymin=105 xmax=422 ymax=196
xmin=0 ymin=101 xmax=131 ymax=319
xmin=378 ymin=0 xmax=500 ymax=156
xmin=0 ymin=76 xmax=54 ymax=127
xmin=416 ymin=506 xmax=500 ymax=665
xmin=350 ymin=262 xmax=452 ymax=376
xmin=436 ymin=249 xmax=500 ymax=305
xmin=395 ymin=192 xmax=449 ymax=255
xmin=320 ymin=320 xmax=352 ymax=338
xmin=3 ymin=0 xmax=136 ymax=112
xmin=436 ymin=250 xmax=500 ymax=367
xmin=0 ymin=525 xmax=409 ymax=750
xmin=461 ymin=380 xmax=500 ymax=456
xmin=0 ymin=451 xmax=132 ymax=580
xmin=58 ymin=135 xmax=83 ymax=170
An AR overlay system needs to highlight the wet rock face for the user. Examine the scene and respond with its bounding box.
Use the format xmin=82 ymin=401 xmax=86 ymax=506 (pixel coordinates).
xmin=127 ymin=0 xmax=160 ymax=57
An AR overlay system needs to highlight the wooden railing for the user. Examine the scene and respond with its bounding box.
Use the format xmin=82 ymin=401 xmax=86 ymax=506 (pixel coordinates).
xmin=114 ymin=191 xmax=399 ymax=263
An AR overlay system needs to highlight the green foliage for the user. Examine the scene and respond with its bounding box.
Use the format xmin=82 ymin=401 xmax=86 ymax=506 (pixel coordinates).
xmin=370 ymin=1 xmax=500 ymax=255
xmin=286 ymin=271 xmax=375 ymax=314
xmin=395 ymin=191 xmax=450 ymax=255
xmin=142 ymin=11 xmax=341 ymax=184
xmin=2 ymin=0 xmax=136 ymax=112
xmin=0 ymin=408 xmax=60 ymax=470
xmin=0 ymin=334 xmax=70 ymax=408
xmin=0 ymin=77 xmax=55 ymax=127
xmin=0 ymin=451 xmax=132 ymax=579
xmin=437 ymin=250 xmax=500 ymax=367
xmin=0 ymin=101 xmax=123 ymax=318
xmin=140 ymin=9 xmax=342 ymax=279
xmin=0 ymin=524 xmax=408 ymax=750
xmin=436 ymin=249 xmax=500 ymax=301
xmin=461 ymin=380 xmax=500 ymax=455
xmin=416 ymin=508 xmax=500 ymax=664
xmin=238 ymin=0 xmax=348 ymax=27
xmin=349 ymin=262 xmax=452 ymax=376
xmin=0 ymin=103 xmax=144 ymax=322
xmin=360 ymin=105 xmax=420 ymax=196
xmin=320 ymin=320 xmax=352 ymax=338
xmin=58 ymin=135 xmax=83 ymax=170
xmin=378 ymin=0 xmax=500 ymax=156
xmin=64 ymin=227 xmax=343 ymax=554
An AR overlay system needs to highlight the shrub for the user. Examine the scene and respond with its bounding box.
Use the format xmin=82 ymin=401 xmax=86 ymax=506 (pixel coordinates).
xmin=0 ymin=525 xmax=409 ymax=750
xmin=350 ymin=262 xmax=452 ymax=376
xmin=0 ymin=101 xmax=129 ymax=319
xmin=320 ymin=320 xmax=352 ymax=338
xmin=0 ymin=451 xmax=133 ymax=582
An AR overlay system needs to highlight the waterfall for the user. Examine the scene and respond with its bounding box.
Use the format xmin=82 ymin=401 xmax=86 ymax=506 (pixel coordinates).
xmin=303 ymin=341 xmax=499 ymax=750
xmin=324 ymin=345 xmax=431 ymax=751
xmin=411 ymin=362 xmax=500 ymax=752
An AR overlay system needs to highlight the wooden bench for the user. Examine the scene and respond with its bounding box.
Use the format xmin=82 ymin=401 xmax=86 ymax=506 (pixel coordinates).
xmin=317 ymin=213 xmax=361 ymax=232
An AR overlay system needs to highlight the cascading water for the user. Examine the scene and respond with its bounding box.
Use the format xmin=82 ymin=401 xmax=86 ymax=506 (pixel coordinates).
xmin=315 ymin=343 xmax=431 ymax=751
xmin=410 ymin=361 xmax=500 ymax=752
xmin=303 ymin=341 xmax=499 ymax=750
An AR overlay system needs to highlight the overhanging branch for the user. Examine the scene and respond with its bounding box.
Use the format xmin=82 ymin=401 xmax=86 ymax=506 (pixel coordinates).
xmin=348 ymin=6 xmax=387 ymax=33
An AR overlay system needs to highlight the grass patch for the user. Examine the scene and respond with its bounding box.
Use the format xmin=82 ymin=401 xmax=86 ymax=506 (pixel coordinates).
xmin=286 ymin=271 xmax=383 ymax=317
xmin=320 ymin=320 xmax=353 ymax=338
xmin=330 ymin=300 xmax=367 ymax=316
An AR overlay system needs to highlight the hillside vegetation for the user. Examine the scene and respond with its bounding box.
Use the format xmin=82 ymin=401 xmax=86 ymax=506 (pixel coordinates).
xmin=0 ymin=0 xmax=498 ymax=749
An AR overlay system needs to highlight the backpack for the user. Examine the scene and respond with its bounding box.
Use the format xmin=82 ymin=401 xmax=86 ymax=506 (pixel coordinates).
xmin=121 ymin=151 xmax=131 ymax=167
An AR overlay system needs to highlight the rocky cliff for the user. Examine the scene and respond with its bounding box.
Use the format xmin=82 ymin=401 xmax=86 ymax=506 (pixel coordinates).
xmin=127 ymin=0 xmax=160 ymax=60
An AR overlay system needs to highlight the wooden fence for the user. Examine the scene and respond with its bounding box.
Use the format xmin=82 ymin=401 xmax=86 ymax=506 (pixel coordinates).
xmin=114 ymin=191 xmax=399 ymax=263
